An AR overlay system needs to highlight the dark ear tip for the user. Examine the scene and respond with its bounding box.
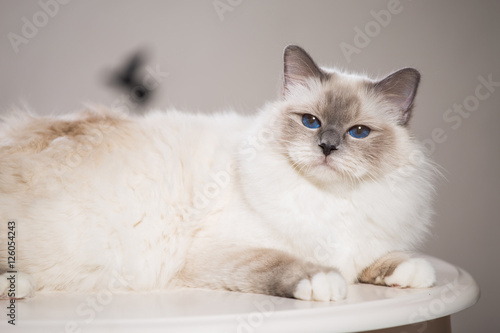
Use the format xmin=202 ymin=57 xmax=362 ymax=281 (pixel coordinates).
xmin=284 ymin=45 xmax=305 ymax=56
xmin=399 ymin=67 xmax=421 ymax=82
xmin=284 ymin=44 xmax=300 ymax=51
xmin=400 ymin=67 xmax=420 ymax=73
xmin=374 ymin=67 xmax=421 ymax=92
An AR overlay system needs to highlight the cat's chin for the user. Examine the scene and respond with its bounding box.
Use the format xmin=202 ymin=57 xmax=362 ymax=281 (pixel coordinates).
xmin=307 ymin=156 xmax=365 ymax=185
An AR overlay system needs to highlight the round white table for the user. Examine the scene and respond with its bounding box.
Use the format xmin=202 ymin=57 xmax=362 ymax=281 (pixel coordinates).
xmin=0 ymin=256 xmax=479 ymax=333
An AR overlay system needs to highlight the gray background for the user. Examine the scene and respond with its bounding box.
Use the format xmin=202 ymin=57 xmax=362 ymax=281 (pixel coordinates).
xmin=1 ymin=0 xmax=499 ymax=332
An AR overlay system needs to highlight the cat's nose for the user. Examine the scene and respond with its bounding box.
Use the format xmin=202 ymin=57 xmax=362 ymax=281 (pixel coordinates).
xmin=319 ymin=143 xmax=338 ymax=156
xmin=319 ymin=129 xmax=341 ymax=156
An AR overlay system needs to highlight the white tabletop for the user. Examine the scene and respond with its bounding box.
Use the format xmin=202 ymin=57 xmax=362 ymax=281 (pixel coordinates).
xmin=0 ymin=256 xmax=479 ymax=333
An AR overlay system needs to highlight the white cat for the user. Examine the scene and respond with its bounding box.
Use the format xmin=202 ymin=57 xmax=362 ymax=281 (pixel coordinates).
xmin=0 ymin=45 xmax=437 ymax=301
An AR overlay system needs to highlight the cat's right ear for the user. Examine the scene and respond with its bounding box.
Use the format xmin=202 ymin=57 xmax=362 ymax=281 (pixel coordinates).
xmin=283 ymin=45 xmax=324 ymax=97
xmin=373 ymin=68 xmax=421 ymax=126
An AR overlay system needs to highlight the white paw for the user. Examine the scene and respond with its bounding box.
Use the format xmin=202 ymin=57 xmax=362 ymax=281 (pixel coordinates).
xmin=293 ymin=271 xmax=347 ymax=301
xmin=384 ymin=258 xmax=436 ymax=288
xmin=0 ymin=272 xmax=36 ymax=298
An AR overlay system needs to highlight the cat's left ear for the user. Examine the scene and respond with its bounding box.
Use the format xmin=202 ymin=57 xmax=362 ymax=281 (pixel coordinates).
xmin=283 ymin=45 xmax=325 ymax=96
xmin=373 ymin=68 xmax=420 ymax=126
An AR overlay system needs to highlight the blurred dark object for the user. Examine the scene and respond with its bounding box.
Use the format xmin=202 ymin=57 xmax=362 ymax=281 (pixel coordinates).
xmin=108 ymin=50 xmax=153 ymax=108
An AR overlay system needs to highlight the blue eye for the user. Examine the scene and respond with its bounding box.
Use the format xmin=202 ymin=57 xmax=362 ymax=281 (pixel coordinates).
xmin=302 ymin=114 xmax=321 ymax=129
xmin=348 ymin=125 xmax=371 ymax=139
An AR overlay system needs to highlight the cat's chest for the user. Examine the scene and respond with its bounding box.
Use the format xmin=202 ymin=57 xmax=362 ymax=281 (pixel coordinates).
xmin=276 ymin=184 xmax=364 ymax=226
xmin=261 ymin=183 xmax=389 ymax=265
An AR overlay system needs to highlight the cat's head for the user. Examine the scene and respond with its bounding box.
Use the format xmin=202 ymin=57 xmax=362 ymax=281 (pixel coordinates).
xmin=269 ymin=45 xmax=421 ymax=185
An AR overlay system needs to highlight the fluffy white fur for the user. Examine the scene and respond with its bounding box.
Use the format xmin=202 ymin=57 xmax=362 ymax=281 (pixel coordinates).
xmin=0 ymin=46 xmax=437 ymax=300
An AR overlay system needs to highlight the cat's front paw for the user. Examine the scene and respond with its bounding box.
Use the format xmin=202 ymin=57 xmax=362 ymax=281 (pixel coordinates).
xmin=0 ymin=272 xmax=36 ymax=299
xmin=293 ymin=271 xmax=347 ymax=302
xmin=384 ymin=258 xmax=436 ymax=288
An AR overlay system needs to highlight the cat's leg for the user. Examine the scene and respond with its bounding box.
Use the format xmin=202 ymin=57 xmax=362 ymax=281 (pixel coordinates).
xmin=0 ymin=271 xmax=36 ymax=298
xmin=178 ymin=246 xmax=347 ymax=301
xmin=358 ymin=252 xmax=436 ymax=288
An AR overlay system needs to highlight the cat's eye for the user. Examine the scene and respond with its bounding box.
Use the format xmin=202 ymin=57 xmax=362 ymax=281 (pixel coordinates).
xmin=348 ymin=125 xmax=371 ymax=139
xmin=302 ymin=114 xmax=321 ymax=129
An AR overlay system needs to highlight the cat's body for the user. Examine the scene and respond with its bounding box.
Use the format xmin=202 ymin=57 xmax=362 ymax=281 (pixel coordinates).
xmin=0 ymin=46 xmax=437 ymax=301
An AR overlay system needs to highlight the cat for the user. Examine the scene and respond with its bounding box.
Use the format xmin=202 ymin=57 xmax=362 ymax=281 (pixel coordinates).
xmin=0 ymin=45 xmax=437 ymax=302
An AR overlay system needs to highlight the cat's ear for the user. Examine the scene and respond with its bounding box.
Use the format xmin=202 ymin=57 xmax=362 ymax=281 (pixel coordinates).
xmin=283 ymin=45 xmax=324 ymax=96
xmin=373 ymin=68 xmax=420 ymax=126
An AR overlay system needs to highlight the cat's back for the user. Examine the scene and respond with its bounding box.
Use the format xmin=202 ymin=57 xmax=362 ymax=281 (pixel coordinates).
xmin=0 ymin=107 xmax=248 ymax=194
